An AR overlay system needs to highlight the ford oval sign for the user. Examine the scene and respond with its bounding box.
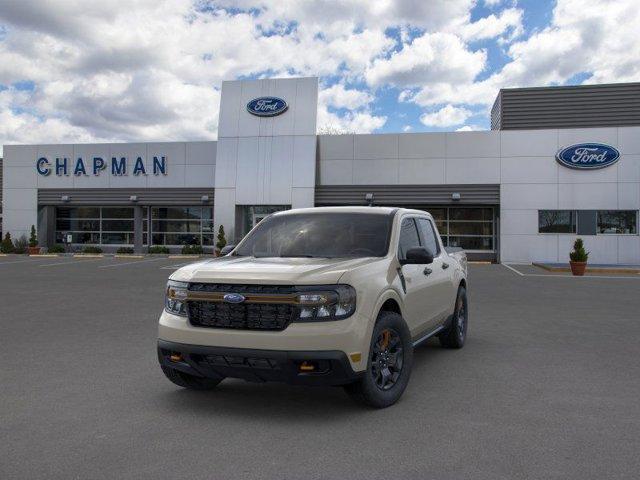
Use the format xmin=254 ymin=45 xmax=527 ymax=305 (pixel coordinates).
xmin=247 ymin=97 xmax=288 ymax=117
xmin=223 ymin=293 xmax=246 ymax=304
xmin=556 ymin=143 xmax=620 ymax=170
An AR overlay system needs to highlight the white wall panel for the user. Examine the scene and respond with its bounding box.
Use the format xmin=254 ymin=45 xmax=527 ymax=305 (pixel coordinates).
xmin=618 ymin=127 xmax=640 ymax=155
xmin=291 ymin=187 xmax=314 ymax=209
xmin=354 ymin=134 xmax=398 ymax=160
xmin=293 ymin=78 xmax=318 ymax=136
xmin=557 ymin=183 xmax=618 ymax=209
xmin=558 ymin=128 xmax=618 ymax=148
xmin=618 ymin=236 xmax=640 ymax=264
xmin=446 ymin=157 xmax=500 ymax=184
xmin=617 ymin=182 xmax=640 ymax=209
xmin=186 ymin=141 xmax=216 ymax=166
xmin=292 ymin=136 xmax=317 ymax=187
xmin=397 ymin=158 xmax=445 ymax=184
xmin=218 ymin=81 xmax=242 ymax=138
xmin=4 ymin=166 xmax=37 ymax=189
xmin=445 ymin=131 xmax=500 ymax=158
xmin=502 ymin=184 xmax=558 ymax=209
xmin=184 ymin=165 xmax=216 ymax=188
xmin=500 ymin=209 xmax=539 ymax=235
xmin=500 ymin=129 xmax=558 ymax=157
xmin=352 ymin=159 xmax=398 ymax=184
xmin=501 ymin=156 xmax=558 ymax=184
xmin=317 ymin=135 xmax=354 ymax=160
xmin=318 ymin=160 xmax=353 ymax=185
xmin=398 ymin=133 xmax=446 ymax=158
xmin=501 ymin=234 xmax=558 ymax=263
xmin=558 ymin=234 xmax=619 ymax=264
xmin=617 ymin=154 xmax=640 ymax=183
xmin=3 ymin=145 xmax=38 ymax=167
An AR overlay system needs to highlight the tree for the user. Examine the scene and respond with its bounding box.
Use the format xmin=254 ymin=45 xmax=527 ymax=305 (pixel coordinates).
xmin=1 ymin=232 xmax=15 ymax=253
xmin=29 ymin=225 xmax=38 ymax=247
xmin=216 ymin=225 xmax=227 ymax=252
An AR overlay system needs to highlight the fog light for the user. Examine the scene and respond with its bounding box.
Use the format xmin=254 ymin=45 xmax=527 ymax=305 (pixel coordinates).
xmin=170 ymin=353 xmax=183 ymax=362
xmin=350 ymin=352 xmax=362 ymax=363
xmin=299 ymin=361 xmax=315 ymax=372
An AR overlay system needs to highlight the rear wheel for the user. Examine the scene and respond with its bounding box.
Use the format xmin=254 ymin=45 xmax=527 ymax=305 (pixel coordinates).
xmin=161 ymin=366 xmax=224 ymax=390
xmin=439 ymin=286 xmax=468 ymax=349
xmin=344 ymin=311 xmax=413 ymax=408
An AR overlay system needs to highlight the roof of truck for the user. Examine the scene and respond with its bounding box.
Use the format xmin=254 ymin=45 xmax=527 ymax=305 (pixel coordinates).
xmin=272 ymin=206 xmax=430 ymax=216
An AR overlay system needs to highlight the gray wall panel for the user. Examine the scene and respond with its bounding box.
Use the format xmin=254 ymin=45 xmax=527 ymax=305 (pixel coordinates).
xmin=315 ymin=185 xmax=499 ymax=206
xmin=38 ymin=188 xmax=214 ymax=206
xmin=492 ymin=83 xmax=640 ymax=130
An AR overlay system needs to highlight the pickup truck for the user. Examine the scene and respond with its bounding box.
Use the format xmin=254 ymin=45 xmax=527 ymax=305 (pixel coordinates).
xmin=158 ymin=207 xmax=468 ymax=408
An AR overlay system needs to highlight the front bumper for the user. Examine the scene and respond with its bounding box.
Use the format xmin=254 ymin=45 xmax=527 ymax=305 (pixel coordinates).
xmin=158 ymin=339 xmax=364 ymax=386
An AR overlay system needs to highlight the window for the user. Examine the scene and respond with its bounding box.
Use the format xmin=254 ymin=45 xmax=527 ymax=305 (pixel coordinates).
xmin=538 ymin=210 xmax=577 ymax=233
xmin=416 ymin=218 xmax=440 ymax=255
xmin=597 ymin=211 xmax=638 ymax=234
xmin=151 ymin=206 xmax=214 ymax=246
xmin=398 ymin=218 xmax=421 ymax=259
xmin=234 ymin=212 xmax=393 ymax=258
xmin=55 ymin=207 xmax=142 ymax=245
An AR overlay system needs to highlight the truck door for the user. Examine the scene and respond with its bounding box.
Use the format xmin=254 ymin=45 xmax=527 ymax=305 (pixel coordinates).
xmin=415 ymin=217 xmax=454 ymax=330
xmin=397 ymin=217 xmax=434 ymax=336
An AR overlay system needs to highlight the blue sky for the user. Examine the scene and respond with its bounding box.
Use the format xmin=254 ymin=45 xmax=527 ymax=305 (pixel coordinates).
xmin=0 ymin=0 xmax=638 ymax=150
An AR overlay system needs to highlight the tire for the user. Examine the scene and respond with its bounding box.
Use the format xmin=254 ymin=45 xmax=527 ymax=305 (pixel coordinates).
xmin=344 ymin=311 xmax=413 ymax=408
xmin=161 ymin=365 xmax=224 ymax=390
xmin=439 ymin=286 xmax=468 ymax=349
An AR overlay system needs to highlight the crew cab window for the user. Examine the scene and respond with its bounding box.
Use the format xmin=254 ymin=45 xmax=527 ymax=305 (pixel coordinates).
xmin=398 ymin=218 xmax=421 ymax=259
xmin=416 ymin=218 xmax=440 ymax=255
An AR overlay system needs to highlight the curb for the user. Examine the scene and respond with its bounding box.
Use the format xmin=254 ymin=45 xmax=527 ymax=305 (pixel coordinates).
xmin=168 ymin=255 xmax=201 ymax=259
xmin=533 ymin=262 xmax=640 ymax=275
xmin=114 ymin=254 xmax=145 ymax=259
xmin=73 ymin=254 xmax=105 ymax=258
xmin=29 ymin=254 xmax=59 ymax=258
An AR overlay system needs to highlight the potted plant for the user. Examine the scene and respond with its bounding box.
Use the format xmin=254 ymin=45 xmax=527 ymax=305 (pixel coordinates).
xmin=569 ymin=238 xmax=589 ymax=276
xmin=28 ymin=225 xmax=40 ymax=255
xmin=215 ymin=225 xmax=227 ymax=256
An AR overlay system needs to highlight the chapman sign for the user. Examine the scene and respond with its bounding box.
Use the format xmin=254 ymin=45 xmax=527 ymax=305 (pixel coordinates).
xmin=556 ymin=143 xmax=620 ymax=170
xmin=36 ymin=156 xmax=167 ymax=177
xmin=246 ymin=97 xmax=288 ymax=117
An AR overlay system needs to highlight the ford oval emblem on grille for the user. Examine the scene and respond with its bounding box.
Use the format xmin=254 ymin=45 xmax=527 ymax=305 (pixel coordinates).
xmin=223 ymin=293 xmax=246 ymax=303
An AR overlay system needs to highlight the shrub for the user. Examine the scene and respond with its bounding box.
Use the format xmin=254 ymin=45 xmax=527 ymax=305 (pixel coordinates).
xmin=116 ymin=247 xmax=135 ymax=254
xmin=82 ymin=246 xmax=103 ymax=254
xmin=13 ymin=235 xmax=29 ymax=254
xmin=216 ymin=225 xmax=227 ymax=252
xmin=181 ymin=244 xmax=204 ymax=255
xmin=569 ymin=238 xmax=589 ymax=262
xmin=29 ymin=225 xmax=38 ymax=247
xmin=48 ymin=244 xmax=66 ymax=254
xmin=148 ymin=245 xmax=170 ymax=254
xmin=1 ymin=233 xmax=14 ymax=253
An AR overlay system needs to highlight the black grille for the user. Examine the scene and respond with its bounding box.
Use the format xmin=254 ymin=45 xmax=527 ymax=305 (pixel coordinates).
xmin=189 ymin=283 xmax=295 ymax=294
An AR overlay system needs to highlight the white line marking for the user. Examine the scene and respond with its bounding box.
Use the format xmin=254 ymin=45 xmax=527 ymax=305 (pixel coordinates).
xmin=502 ymin=263 xmax=640 ymax=280
xmin=160 ymin=263 xmax=191 ymax=270
xmin=98 ymin=257 xmax=166 ymax=269
xmin=502 ymin=263 xmax=525 ymax=276
xmin=39 ymin=258 xmax=106 ymax=267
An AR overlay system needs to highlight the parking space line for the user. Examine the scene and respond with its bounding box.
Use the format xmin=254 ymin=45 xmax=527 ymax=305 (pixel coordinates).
xmin=160 ymin=262 xmax=192 ymax=270
xmin=502 ymin=263 xmax=640 ymax=280
xmin=98 ymin=257 xmax=166 ymax=269
xmin=39 ymin=258 xmax=106 ymax=267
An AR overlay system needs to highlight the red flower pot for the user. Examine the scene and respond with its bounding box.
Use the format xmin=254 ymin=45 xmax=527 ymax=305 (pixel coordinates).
xmin=27 ymin=246 xmax=41 ymax=255
xmin=569 ymin=261 xmax=587 ymax=276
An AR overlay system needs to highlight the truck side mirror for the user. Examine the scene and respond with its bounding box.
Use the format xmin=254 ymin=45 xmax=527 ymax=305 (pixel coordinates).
xmin=220 ymin=244 xmax=236 ymax=255
xmin=400 ymin=247 xmax=434 ymax=265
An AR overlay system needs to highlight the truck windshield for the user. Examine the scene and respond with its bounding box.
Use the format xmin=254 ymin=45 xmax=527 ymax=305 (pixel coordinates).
xmin=234 ymin=212 xmax=393 ymax=258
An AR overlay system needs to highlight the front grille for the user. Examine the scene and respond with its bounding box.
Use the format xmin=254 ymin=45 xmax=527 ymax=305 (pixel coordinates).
xmin=189 ymin=283 xmax=295 ymax=295
xmin=188 ymin=301 xmax=295 ymax=330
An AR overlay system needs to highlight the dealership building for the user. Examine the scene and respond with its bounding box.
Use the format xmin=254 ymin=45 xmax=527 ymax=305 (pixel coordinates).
xmin=1 ymin=78 xmax=639 ymax=264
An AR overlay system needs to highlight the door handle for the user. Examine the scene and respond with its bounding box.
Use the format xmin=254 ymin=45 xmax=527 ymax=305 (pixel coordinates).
xmin=423 ymin=267 xmax=432 ymax=276
xmin=442 ymin=262 xmax=449 ymax=270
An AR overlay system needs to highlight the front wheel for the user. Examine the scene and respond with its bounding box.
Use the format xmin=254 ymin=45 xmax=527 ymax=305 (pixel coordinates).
xmin=344 ymin=311 xmax=413 ymax=408
xmin=439 ymin=286 xmax=468 ymax=349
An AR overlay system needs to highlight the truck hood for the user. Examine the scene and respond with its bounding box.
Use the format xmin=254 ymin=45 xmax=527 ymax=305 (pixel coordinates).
xmin=170 ymin=256 xmax=380 ymax=284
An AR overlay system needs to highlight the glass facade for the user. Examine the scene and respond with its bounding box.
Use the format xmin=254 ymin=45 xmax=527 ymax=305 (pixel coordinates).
xmin=150 ymin=206 xmax=214 ymax=246
xmin=426 ymin=207 xmax=495 ymax=251
xmin=55 ymin=207 xmax=143 ymax=245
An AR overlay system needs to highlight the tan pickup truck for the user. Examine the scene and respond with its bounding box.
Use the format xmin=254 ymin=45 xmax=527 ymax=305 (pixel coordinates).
xmin=158 ymin=207 xmax=468 ymax=408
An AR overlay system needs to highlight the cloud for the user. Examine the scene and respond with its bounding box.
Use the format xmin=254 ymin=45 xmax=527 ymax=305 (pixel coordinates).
xmin=319 ymin=84 xmax=373 ymax=110
xmin=420 ymin=104 xmax=472 ymax=127
xmin=456 ymin=124 xmax=484 ymax=131
xmin=366 ymin=32 xmax=486 ymax=87
xmin=458 ymin=7 xmax=523 ymax=42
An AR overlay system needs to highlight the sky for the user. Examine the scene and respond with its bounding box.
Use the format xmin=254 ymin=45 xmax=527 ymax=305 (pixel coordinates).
xmin=0 ymin=0 xmax=639 ymax=154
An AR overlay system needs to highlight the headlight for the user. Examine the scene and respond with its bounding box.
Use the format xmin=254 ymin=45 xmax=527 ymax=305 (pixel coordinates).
xmin=294 ymin=285 xmax=356 ymax=322
xmin=165 ymin=280 xmax=189 ymax=316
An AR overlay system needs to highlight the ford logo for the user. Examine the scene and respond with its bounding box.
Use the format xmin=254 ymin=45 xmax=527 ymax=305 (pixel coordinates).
xmin=556 ymin=143 xmax=620 ymax=170
xmin=223 ymin=293 xmax=246 ymax=303
xmin=247 ymin=97 xmax=288 ymax=117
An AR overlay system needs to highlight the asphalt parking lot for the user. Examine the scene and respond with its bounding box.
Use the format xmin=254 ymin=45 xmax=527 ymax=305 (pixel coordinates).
xmin=1 ymin=256 xmax=639 ymax=479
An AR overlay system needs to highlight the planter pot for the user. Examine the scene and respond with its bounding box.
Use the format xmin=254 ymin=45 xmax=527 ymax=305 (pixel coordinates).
xmin=570 ymin=261 xmax=587 ymax=276
xmin=27 ymin=246 xmax=41 ymax=255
